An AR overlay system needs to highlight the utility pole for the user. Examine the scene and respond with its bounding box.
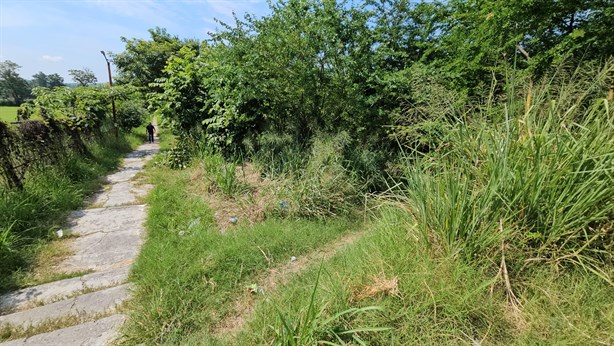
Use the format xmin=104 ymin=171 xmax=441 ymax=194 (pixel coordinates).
xmin=101 ymin=51 xmax=118 ymax=138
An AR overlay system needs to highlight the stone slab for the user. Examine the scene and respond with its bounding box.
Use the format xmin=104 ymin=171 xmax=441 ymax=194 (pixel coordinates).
xmin=0 ymin=314 xmax=126 ymax=346
xmin=124 ymin=147 xmax=158 ymax=159
xmin=62 ymin=230 xmax=143 ymax=273
xmin=104 ymin=167 xmax=141 ymax=184
xmin=0 ymin=267 xmax=130 ymax=315
xmin=66 ymin=205 xmax=147 ymax=236
xmin=0 ymin=285 xmax=131 ymax=329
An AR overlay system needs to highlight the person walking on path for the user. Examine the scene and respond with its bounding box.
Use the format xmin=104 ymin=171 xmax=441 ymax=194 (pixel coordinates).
xmin=146 ymin=123 xmax=156 ymax=143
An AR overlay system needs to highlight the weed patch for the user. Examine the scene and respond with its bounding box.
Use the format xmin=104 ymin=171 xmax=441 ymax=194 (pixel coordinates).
xmin=122 ymin=155 xmax=360 ymax=344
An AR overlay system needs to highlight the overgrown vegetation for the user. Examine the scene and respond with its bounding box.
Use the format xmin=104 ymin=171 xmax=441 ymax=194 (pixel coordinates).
xmin=111 ymin=0 xmax=613 ymax=344
xmin=121 ymin=141 xmax=362 ymax=344
xmin=233 ymin=208 xmax=613 ymax=345
xmin=5 ymin=0 xmax=607 ymax=344
xmin=123 ymin=62 xmax=613 ymax=344
xmin=397 ymin=64 xmax=614 ymax=282
xmin=0 ymin=82 xmax=148 ymax=293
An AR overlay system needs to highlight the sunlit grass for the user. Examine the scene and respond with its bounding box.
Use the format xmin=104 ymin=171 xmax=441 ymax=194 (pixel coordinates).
xmin=122 ymin=157 xmax=359 ymax=344
xmin=0 ymin=107 xmax=18 ymax=122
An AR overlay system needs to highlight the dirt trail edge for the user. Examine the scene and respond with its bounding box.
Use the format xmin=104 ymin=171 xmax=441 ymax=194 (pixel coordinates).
xmin=213 ymin=230 xmax=365 ymax=338
xmin=0 ymin=135 xmax=159 ymax=346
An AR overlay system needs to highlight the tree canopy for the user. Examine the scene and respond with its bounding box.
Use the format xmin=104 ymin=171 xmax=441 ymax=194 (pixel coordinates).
xmin=69 ymin=68 xmax=98 ymax=86
xmin=0 ymin=60 xmax=31 ymax=105
xmin=115 ymin=0 xmax=614 ymax=153
xmin=112 ymin=27 xmax=198 ymax=94
xmin=31 ymin=72 xmax=65 ymax=88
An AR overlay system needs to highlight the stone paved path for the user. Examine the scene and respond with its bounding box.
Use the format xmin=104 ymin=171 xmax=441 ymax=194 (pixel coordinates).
xmin=0 ymin=138 xmax=159 ymax=345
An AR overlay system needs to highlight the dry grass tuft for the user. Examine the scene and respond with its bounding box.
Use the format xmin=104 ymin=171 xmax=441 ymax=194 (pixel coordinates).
xmin=191 ymin=162 xmax=276 ymax=232
xmin=351 ymin=272 xmax=399 ymax=302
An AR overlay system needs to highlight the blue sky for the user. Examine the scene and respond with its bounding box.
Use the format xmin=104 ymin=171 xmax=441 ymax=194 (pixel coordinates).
xmin=0 ymin=0 xmax=271 ymax=83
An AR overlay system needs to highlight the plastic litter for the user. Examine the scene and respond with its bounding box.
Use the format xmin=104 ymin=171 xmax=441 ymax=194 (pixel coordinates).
xmin=188 ymin=217 xmax=201 ymax=229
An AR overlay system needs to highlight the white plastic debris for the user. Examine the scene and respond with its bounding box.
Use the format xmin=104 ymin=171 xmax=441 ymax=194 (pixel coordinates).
xmin=188 ymin=217 xmax=201 ymax=229
xmin=56 ymin=229 xmax=63 ymax=238
xmin=290 ymin=256 xmax=297 ymax=262
xmin=229 ymin=216 xmax=238 ymax=224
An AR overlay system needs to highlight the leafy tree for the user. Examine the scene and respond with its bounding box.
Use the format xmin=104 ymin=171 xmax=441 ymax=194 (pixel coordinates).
xmin=151 ymin=45 xmax=209 ymax=135
xmin=31 ymin=72 xmax=49 ymax=87
xmin=30 ymin=72 xmax=65 ymax=88
xmin=135 ymin=0 xmax=614 ymax=157
xmin=200 ymin=0 xmax=378 ymax=149
xmin=112 ymin=27 xmax=198 ymax=94
xmin=0 ymin=60 xmax=31 ymax=105
xmin=69 ymin=68 xmax=97 ymax=86
xmin=408 ymin=0 xmax=614 ymax=90
xmin=47 ymin=73 xmax=65 ymax=88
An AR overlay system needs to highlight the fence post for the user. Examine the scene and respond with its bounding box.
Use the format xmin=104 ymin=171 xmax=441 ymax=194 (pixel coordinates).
xmin=0 ymin=123 xmax=23 ymax=190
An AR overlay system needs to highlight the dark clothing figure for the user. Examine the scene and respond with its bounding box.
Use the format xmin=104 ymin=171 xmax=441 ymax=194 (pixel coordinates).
xmin=146 ymin=123 xmax=156 ymax=143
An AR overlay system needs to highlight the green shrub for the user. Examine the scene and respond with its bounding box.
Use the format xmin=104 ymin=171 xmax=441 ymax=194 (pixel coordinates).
xmin=117 ymin=100 xmax=147 ymax=131
xmin=250 ymin=132 xmax=307 ymax=177
xmin=201 ymin=151 xmax=245 ymax=196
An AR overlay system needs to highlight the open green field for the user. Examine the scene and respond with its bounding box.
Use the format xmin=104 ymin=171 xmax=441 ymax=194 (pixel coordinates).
xmin=0 ymin=106 xmax=18 ymax=122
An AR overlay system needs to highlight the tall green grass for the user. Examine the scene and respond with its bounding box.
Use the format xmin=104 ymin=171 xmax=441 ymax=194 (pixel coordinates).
xmin=394 ymin=62 xmax=614 ymax=281
xmin=270 ymin=266 xmax=388 ymax=346
xmin=234 ymin=207 xmax=614 ymax=345
xmin=257 ymin=132 xmax=363 ymax=219
xmin=165 ymin=131 xmax=366 ymax=219
xmin=200 ymin=151 xmax=244 ymax=196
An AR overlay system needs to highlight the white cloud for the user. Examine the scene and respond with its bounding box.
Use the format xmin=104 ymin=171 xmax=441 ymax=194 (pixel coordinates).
xmin=42 ymin=55 xmax=63 ymax=62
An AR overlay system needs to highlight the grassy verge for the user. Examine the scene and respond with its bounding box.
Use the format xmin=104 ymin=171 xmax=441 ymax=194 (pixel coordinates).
xmin=121 ymin=143 xmax=361 ymax=344
xmin=0 ymin=129 xmax=146 ymax=293
xmin=232 ymin=207 xmax=614 ymax=345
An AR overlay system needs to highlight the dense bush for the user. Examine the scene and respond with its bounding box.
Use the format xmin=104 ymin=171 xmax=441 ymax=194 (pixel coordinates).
xmin=116 ymin=0 xmax=613 ymax=285
xmin=116 ymin=100 xmax=147 ymax=131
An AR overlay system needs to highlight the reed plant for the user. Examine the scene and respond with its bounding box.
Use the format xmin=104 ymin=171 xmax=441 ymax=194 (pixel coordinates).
xmin=395 ymin=61 xmax=614 ymax=282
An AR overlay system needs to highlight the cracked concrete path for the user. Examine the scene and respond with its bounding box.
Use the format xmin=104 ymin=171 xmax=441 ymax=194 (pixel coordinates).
xmin=0 ymin=137 xmax=159 ymax=345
